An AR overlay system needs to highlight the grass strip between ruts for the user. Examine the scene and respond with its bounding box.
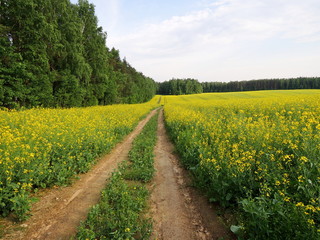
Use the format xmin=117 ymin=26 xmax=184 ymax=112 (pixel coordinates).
xmin=77 ymin=111 xmax=159 ymax=239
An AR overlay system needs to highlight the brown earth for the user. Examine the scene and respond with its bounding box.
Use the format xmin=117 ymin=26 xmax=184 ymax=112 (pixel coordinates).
xmin=1 ymin=109 xmax=159 ymax=240
xmin=150 ymin=110 xmax=235 ymax=240
xmin=1 ymin=107 xmax=234 ymax=240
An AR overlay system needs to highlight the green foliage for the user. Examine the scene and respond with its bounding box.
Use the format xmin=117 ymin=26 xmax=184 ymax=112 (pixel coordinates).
xmin=77 ymin=173 xmax=152 ymax=240
xmin=108 ymin=49 xmax=157 ymax=104
xmin=0 ymin=0 xmax=156 ymax=109
xmin=0 ymin=22 xmax=28 ymax=108
xmin=202 ymin=77 xmax=320 ymax=93
xmin=158 ymin=78 xmax=203 ymax=95
xmin=77 ymin=112 xmax=159 ymax=239
xmin=123 ymin=112 xmax=158 ymax=182
xmin=237 ymin=196 xmax=319 ymax=240
xmin=0 ymin=183 xmax=32 ymax=221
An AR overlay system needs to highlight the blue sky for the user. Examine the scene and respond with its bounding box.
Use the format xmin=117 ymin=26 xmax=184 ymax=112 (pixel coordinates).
xmin=70 ymin=0 xmax=320 ymax=82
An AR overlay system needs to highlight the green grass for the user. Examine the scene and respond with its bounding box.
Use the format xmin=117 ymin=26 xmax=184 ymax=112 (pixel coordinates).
xmin=77 ymin=112 xmax=159 ymax=239
xmin=122 ymin=113 xmax=158 ymax=183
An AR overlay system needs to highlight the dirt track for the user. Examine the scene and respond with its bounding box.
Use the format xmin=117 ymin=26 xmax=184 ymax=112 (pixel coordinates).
xmin=1 ymin=109 xmax=158 ymax=240
xmin=151 ymin=110 xmax=234 ymax=240
xmin=1 ymin=108 xmax=233 ymax=240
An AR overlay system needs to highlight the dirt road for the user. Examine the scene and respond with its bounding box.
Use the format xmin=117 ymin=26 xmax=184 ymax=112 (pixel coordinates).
xmin=151 ymin=110 xmax=234 ymax=240
xmin=1 ymin=108 xmax=233 ymax=240
xmin=1 ymin=109 xmax=158 ymax=240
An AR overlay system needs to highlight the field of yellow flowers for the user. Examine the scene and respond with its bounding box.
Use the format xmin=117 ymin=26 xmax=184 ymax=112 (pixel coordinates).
xmin=0 ymin=97 xmax=160 ymax=220
xmin=164 ymin=90 xmax=320 ymax=239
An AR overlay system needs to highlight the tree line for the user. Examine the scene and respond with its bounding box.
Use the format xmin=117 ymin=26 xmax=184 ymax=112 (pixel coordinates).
xmin=157 ymin=78 xmax=203 ymax=95
xmin=0 ymin=0 xmax=156 ymax=109
xmin=202 ymin=77 xmax=320 ymax=93
xmin=155 ymin=77 xmax=319 ymax=96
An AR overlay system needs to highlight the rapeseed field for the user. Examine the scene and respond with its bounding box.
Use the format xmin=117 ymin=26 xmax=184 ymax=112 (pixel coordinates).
xmin=164 ymin=90 xmax=320 ymax=239
xmin=0 ymin=96 xmax=160 ymax=220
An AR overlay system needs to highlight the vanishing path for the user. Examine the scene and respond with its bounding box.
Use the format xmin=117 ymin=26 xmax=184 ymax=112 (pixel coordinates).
xmin=151 ymin=110 xmax=234 ymax=240
xmin=2 ymin=109 xmax=159 ymax=240
xmin=2 ymin=108 xmax=233 ymax=240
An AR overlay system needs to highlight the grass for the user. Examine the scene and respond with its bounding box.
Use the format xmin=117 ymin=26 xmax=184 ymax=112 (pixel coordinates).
xmin=77 ymin=111 xmax=159 ymax=239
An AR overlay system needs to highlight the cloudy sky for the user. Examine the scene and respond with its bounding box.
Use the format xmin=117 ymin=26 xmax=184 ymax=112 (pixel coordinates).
xmin=71 ymin=0 xmax=320 ymax=82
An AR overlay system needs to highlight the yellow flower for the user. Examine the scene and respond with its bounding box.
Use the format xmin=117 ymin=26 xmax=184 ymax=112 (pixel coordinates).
xmin=300 ymin=156 xmax=308 ymax=163
xmin=284 ymin=197 xmax=290 ymax=202
xmin=307 ymin=219 xmax=315 ymax=225
xmin=298 ymin=175 xmax=304 ymax=183
xmin=295 ymin=202 xmax=304 ymax=207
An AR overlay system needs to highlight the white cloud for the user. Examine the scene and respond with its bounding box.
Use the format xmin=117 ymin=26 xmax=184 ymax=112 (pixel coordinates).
xmin=93 ymin=0 xmax=121 ymax=34
xmin=108 ymin=0 xmax=320 ymax=82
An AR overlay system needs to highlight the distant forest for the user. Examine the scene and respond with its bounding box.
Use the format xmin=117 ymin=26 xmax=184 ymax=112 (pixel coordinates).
xmin=202 ymin=77 xmax=320 ymax=93
xmin=157 ymin=78 xmax=203 ymax=95
xmin=0 ymin=0 xmax=156 ymax=109
xmin=157 ymin=77 xmax=320 ymax=95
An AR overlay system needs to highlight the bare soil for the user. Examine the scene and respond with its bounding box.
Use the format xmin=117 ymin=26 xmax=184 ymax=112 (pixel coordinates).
xmin=1 ymin=109 xmax=159 ymax=240
xmin=150 ymin=110 xmax=235 ymax=240
xmin=1 ymin=108 xmax=234 ymax=240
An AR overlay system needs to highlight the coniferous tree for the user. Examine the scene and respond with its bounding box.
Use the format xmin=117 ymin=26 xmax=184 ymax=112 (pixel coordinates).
xmin=0 ymin=0 xmax=156 ymax=109
xmin=157 ymin=78 xmax=203 ymax=95
xmin=2 ymin=0 xmax=53 ymax=107
xmin=201 ymin=77 xmax=320 ymax=93
xmin=48 ymin=0 xmax=88 ymax=107
xmin=0 ymin=23 xmax=28 ymax=108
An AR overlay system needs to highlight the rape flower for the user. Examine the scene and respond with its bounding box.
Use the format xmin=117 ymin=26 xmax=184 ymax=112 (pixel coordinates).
xmin=163 ymin=90 xmax=320 ymax=235
xmin=0 ymin=96 xmax=161 ymax=218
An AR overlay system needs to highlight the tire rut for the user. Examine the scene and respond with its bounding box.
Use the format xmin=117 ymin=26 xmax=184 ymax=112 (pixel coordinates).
xmin=151 ymin=109 xmax=234 ymax=240
xmin=1 ymin=109 xmax=159 ymax=240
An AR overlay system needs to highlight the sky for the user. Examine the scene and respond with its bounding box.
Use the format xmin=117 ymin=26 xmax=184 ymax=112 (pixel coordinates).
xmin=70 ymin=0 xmax=320 ymax=82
